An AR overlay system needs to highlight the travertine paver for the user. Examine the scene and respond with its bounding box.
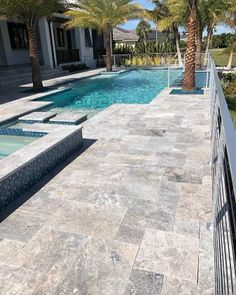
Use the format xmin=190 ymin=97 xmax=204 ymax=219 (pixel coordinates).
xmin=0 ymin=89 xmax=214 ymax=294
xmin=19 ymin=111 xmax=56 ymax=122
xmin=49 ymin=112 xmax=87 ymax=125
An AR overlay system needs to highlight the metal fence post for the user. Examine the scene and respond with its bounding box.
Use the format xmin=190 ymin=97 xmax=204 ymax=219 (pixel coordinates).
xmin=113 ymin=55 xmax=116 ymax=70
xmin=168 ymin=67 xmax=170 ymax=88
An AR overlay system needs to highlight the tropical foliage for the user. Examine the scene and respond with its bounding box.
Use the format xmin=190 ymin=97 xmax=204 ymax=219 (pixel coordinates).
xmin=222 ymin=0 xmax=236 ymax=69
xmin=222 ymin=73 xmax=236 ymax=127
xmin=66 ymin=0 xmax=142 ymax=71
xmin=211 ymin=33 xmax=235 ymax=49
xmin=147 ymin=0 xmax=236 ymax=89
xmin=136 ymin=20 xmax=151 ymax=52
xmin=0 ymin=0 xmax=64 ymax=90
xmin=147 ymin=0 xmax=184 ymax=65
xmin=135 ymin=41 xmax=176 ymax=54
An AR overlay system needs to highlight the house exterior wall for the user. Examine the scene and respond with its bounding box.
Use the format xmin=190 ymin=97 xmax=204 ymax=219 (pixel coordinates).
xmin=0 ymin=23 xmax=6 ymax=66
xmin=0 ymin=20 xmax=29 ymax=66
xmin=78 ymin=28 xmax=95 ymax=67
xmin=0 ymin=15 xmax=103 ymax=69
xmin=38 ymin=17 xmax=54 ymax=68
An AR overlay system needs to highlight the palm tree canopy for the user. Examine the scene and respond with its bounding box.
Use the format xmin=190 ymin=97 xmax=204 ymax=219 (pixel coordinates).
xmin=223 ymin=0 xmax=236 ymax=29
xmin=136 ymin=20 xmax=151 ymax=38
xmin=0 ymin=0 xmax=64 ymax=26
xmin=66 ymin=0 xmax=142 ymax=33
xmin=149 ymin=0 xmax=231 ymax=33
xmin=150 ymin=0 xmax=186 ymax=32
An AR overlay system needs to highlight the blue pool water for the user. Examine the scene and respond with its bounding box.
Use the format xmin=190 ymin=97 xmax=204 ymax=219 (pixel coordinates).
xmin=37 ymin=69 xmax=182 ymax=112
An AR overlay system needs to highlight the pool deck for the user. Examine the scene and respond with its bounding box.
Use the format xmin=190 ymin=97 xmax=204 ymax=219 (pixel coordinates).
xmin=0 ymin=79 xmax=214 ymax=294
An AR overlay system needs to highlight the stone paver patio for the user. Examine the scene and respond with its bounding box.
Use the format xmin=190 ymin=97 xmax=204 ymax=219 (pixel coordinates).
xmin=0 ymin=89 xmax=214 ymax=294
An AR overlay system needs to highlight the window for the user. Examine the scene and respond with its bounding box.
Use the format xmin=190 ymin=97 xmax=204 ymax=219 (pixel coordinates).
xmin=85 ymin=28 xmax=92 ymax=47
xmin=7 ymin=22 xmax=28 ymax=49
xmin=57 ymin=28 xmax=65 ymax=47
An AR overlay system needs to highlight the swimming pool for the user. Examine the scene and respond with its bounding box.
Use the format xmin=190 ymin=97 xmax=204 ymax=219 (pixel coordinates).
xmin=36 ymin=69 xmax=182 ymax=114
xmin=0 ymin=135 xmax=37 ymax=159
xmin=0 ymin=130 xmax=45 ymax=159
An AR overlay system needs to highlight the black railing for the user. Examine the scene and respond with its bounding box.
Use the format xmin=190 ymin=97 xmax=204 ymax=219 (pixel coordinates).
xmin=56 ymin=49 xmax=80 ymax=65
xmin=210 ymin=58 xmax=236 ymax=294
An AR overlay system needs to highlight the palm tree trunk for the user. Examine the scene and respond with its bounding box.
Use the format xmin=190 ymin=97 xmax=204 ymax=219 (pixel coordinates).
xmin=204 ymin=26 xmax=213 ymax=66
xmin=104 ymin=29 xmax=112 ymax=72
xmin=196 ymin=27 xmax=203 ymax=69
xmin=183 ymin=0 xmax=197 ymax=91
xmin=27 ymin=25 xmax=43 ymax=90
xmin=227 ymin=31 xmax=236 ymax=70
xmin=227 ymin=48 xmax=234 ymax=70
xmin=144 ymin=32 xmax=147 ymax=54
xmin=174 ymin=26 xmax=182 ymax=66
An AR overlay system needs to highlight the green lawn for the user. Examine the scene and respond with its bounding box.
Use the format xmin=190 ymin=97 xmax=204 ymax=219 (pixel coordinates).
xmin=212 ymin=48 xmax=236 ymax=67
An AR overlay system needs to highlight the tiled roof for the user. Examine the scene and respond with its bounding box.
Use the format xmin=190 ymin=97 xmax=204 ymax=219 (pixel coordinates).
xmin=113 ymin=27 xmax=139 ymax=42
xmin=113 ymin=27 xmax=173 ymax=43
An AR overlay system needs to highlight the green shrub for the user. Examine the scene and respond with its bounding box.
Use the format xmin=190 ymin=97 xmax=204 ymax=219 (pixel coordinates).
xmin=62 ymin=63 xmax=88 ymax=72
xmin=134 ymin=41 xmax=176 ymax=54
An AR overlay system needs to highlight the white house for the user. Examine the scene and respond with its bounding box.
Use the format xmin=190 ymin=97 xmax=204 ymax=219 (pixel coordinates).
xmin=0 ymin=12 xmax=105 ymax=69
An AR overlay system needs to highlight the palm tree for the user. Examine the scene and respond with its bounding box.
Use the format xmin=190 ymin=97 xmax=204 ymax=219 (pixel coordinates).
xmin=66 ymin=0 xmax=142 ymax=72
xmin=0 ymin=0 xmax=63 ymax=90
xmin=136 ymin=20 xmax=151 ymax=53
xmin=203 ymin=0 xmax=229 ymax=66
xmin=147 ymin=0 xmax=184 ymax=66
xmin=182 ymin=0 xmax=198 ymax=91
xmin=223 ymin=0 xmax=236 ymax=69
xmin=195 ymin=0 xmax=209 ymax=69
xmin=154 ymin=0 xmax=197 ymax=90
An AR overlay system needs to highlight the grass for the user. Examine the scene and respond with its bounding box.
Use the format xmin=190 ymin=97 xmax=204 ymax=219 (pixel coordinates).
xmin=211 ymin=48 xmax=236 ymax=68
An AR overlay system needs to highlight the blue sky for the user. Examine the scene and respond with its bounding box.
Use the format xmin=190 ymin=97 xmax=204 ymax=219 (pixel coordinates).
xmin=121 ymin=0 xmax=232 ymax=34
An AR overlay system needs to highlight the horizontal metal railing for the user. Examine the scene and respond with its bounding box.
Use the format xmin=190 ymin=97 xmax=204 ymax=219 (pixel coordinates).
xmin=98 ymin=53 xmax=182 ymax=68
xmin=97 ymin=52 xmax=210 ymax=69
xmin=209 ymin=57 xmax=236 ymax=294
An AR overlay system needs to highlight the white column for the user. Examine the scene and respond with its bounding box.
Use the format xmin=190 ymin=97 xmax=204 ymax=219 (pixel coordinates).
xmin=78 ymin=28 xmax=95 ymax=67
xmin=78 ymin=28 xmax=86 ymax=63
xmin=74 ymin=27 xmax=81 ymax=49
xmin=50 ymin=21 xmax=57 ymax=67
xmin=0 ymin=20 xmax=13 ymax=65
xmin=0 ymin=21 xmax=7 ymax=65
xmin=38 ymin=17 xmax=55 ymax=68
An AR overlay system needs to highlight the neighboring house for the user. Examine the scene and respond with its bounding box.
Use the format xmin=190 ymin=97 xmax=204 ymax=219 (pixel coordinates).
xmin=113 ymin=27 xmax=174 ymax=48
xmin=0 ymin=12 xmax=105 ymax=69
xmin=113 ymin=27 xmax=139 ymax=48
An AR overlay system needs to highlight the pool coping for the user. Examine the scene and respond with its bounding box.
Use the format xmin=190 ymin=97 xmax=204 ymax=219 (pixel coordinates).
xmin=0 ymin=66 xmax=188 ymax=126
xmin=0 ymin=123 xmax=83 ymax=211
xmin=0 ymin=68 xmax=104 ymax=126
xmin=0 ymin=124 xmax=83 ymax=179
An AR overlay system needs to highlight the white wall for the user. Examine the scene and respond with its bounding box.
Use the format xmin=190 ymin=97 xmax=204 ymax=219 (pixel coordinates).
xmin=0 ymin=20 xmax=29 ymax=65
xmin=0 ymin=17 xmax=97 ymax=68
xmin=38 ymin=17 xmax=54 ymax=68
xmin=0 ymin=23 xmax=6 ymax=65
xmin=77 ymin=28 xmax=95 ymax=67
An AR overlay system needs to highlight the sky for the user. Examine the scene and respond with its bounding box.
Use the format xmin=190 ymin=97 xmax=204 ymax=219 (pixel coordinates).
xmin=121 ymin=0 xmax=233 ymax=35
